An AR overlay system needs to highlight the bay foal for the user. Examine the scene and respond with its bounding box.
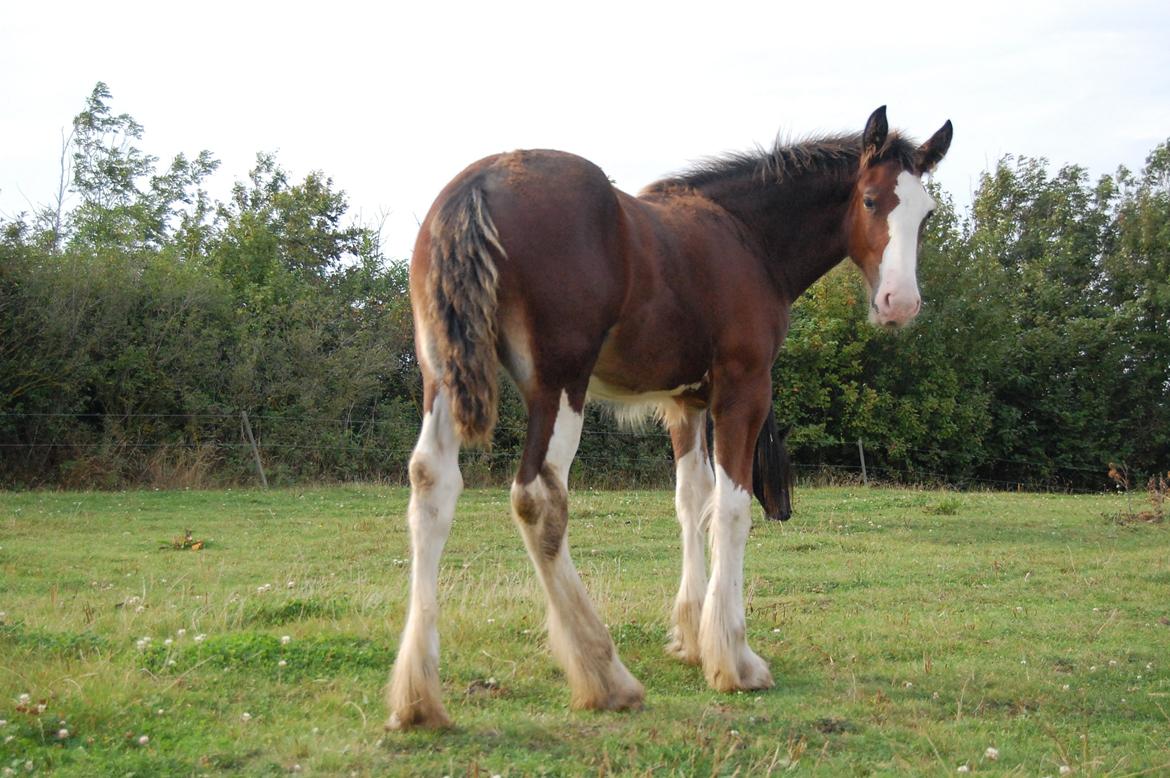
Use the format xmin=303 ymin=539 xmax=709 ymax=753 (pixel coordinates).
xmin=387 ymin=107 xmax=952 ymax=729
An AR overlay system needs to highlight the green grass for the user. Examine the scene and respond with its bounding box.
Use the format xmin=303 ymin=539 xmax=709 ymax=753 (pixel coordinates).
xmin=1 ymin=486 xmax=1168 ymax=776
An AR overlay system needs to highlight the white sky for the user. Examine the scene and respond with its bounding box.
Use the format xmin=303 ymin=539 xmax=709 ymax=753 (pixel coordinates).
xmin=2 ymin=1 xmax=1167 ymax=260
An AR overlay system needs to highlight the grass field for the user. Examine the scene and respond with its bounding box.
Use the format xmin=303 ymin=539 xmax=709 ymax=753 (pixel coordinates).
xmin=1 ymin=485 xmax=1168 ymax=776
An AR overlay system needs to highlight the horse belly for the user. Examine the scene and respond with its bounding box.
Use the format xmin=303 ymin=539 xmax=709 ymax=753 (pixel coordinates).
xmin=588 ymin=321 xmax=712 ymax=427
xmin=586 ymin=374 xmax=707 ymax=429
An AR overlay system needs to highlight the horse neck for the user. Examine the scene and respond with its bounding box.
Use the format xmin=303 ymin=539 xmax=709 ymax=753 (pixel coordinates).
xmin=703 ymin=170 xmax=855 ymax=301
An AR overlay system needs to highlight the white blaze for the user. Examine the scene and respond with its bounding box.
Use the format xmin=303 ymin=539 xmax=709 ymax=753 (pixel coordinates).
xmin=872 ymin=170 xmax=935 ymax=325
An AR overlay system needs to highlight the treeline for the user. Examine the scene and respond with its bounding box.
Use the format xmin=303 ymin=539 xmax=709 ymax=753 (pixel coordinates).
xmin=1 ymin=84 xmax=1167 ymax=490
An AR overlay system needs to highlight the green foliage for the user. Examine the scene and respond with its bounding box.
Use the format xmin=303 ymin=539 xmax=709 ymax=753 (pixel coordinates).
xmin=775 ymin=154 xmax=1169 ymax=488
xmin=67 ymin=82 xmax=220 ymax=253
xmin=0 ymin=84 xmax=419 ymax=488
xmin=1 ymin=83 xmax=1168 ymax=488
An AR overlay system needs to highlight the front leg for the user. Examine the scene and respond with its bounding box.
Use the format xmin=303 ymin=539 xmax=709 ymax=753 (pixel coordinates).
xmin=699 ymin=378 xmax=774 ymax=692
xmin=666 ymin=406 xmax=713 ymax=665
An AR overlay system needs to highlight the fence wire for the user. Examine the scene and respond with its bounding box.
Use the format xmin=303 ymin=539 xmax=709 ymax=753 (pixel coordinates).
xmin=0 ymin=409 xmax=1128 ymax=495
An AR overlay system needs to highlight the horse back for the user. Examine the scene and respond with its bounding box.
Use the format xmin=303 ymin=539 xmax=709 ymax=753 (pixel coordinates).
xmin=414 ymin=149 xmax=785 ymax=397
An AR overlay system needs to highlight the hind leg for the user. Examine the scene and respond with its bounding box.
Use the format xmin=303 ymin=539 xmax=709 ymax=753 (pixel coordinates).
xmin=666 ymin=406 xmax=713 ymax=664
xmin=386 ymin=386 xmax=462 ymax=730
xmin=511 ymin=387 xmax=644 ymax=711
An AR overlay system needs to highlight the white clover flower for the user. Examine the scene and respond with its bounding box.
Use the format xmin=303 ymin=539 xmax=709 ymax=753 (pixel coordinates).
xmin=286 ymin=580 xmax=296 ymax=588
xmin=957 ymin=766 xmax=970 ymax=774
xmin=137 ymin=734 xmax=149 ymax=745
xmin=240 ymin=712 xmax=252 ymax=722
xmin=176 ymin=628 xmax=187 ymax=637
xmin=278 ymin=660 xmax=287 ymax=668
xmin=985 ymin=746 xmax=999 ymax=760
xmin=1059 ymin=765 xmax=1073 ymax=775
xmin=56 ymin=728 xmax=69 ymax=739
xmin=19 ymin=693 xmax=31 ymax=705
xmin=163 ymin=638 xmax=173 ymax=647
xmin=193 ymin=633 xmax=206 ymax=643
xmin=280 ymin=635 xmax=291 ymax=645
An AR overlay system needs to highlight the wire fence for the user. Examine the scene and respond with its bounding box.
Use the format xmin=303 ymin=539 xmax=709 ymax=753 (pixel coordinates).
xmin=1 ymin=408 xmax=1128 ymax=495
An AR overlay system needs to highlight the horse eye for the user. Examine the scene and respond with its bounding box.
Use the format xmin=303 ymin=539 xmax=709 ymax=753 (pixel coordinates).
xmin=862 ymin=196 xmax=876 ymax=211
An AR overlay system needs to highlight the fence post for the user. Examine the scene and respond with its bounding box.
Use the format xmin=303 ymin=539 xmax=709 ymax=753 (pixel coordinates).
xmin=857 ymin=438 xmax=868 ymax=486
xmin=241 ymin=410 xmax=268 ymax=489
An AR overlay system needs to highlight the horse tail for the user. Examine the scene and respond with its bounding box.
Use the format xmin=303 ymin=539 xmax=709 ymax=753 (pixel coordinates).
xmin=752 ymin=406 xmax=793 ymax=521
xmin=425 ymin=180 xmax=505 ymax=447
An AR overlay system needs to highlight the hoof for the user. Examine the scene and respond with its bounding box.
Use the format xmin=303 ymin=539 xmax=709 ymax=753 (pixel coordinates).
xmin=570 ymin=657 xmax=646 ymax=712
xmin=705 ymin=648 xmax=774 ymax=692
xmin=385 ymin=705 xmax=452 ymax=732
xmin=604 ymin=676 xmax=646 ymax=711
xmin=665 ymin=632 xmax=701 ymax=665
xmin=667 ymin=600 xmax=703 ymax=665
xmin=738 ymin=649 xmax=774 ymax=690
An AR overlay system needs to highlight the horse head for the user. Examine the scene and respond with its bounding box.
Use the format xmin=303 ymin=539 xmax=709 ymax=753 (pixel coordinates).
xmin=847 ymin=106 xmax=953 ymax=328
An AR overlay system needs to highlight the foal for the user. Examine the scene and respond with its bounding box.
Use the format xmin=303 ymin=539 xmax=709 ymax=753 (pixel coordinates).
xmin=387 ymin=107 xmax=952 ymax=729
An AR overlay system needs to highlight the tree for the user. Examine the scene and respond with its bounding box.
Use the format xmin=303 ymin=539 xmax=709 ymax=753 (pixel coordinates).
xmin=67 ymin=82 xmax=219 ymax=253
xmin=1103 ymin=142 xmax=1170 ymax=470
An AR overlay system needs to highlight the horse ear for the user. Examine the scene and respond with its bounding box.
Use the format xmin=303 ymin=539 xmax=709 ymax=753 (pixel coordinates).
xmin=915 ymin=119 xmax=953 ymax=174
xmin=862 ymin=105 xmax=888 ymax=164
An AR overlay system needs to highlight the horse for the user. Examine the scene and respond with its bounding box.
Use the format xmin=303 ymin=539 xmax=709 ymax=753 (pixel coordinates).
xmin=386 ymin=106 xmax=952 ymax=729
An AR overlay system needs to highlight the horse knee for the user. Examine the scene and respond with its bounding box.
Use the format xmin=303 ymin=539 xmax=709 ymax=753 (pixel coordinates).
xmin=410 ymin=447 xmax=461 ymax=492
xmin=511 ymin=467 xmax=567 ymax=560
xmin=407 ymin=449 xmax=461 ymax=539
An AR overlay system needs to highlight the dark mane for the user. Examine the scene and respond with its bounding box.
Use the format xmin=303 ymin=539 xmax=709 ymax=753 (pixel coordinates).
xmin=646 ymin=131 xmax=918 ymax=193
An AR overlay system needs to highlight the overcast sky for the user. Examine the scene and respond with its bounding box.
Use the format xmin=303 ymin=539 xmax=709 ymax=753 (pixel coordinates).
xmin=2 ymin=1 xmax=1167 ymax=260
